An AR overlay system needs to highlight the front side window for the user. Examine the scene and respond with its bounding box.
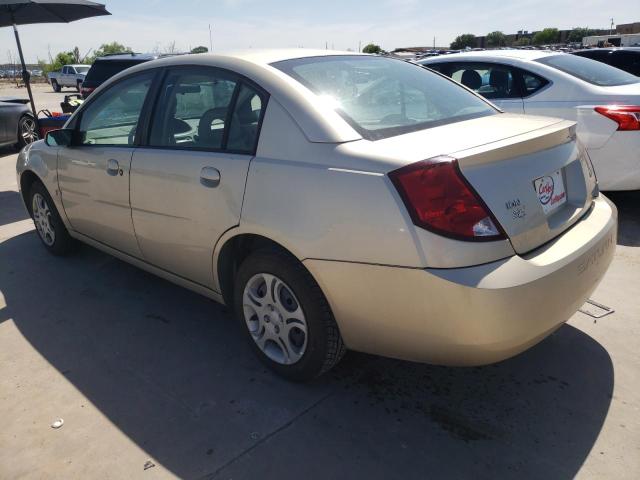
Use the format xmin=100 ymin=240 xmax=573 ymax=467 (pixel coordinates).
xmin=273 ymin=56 xmax=496 ymax=140
xmin=149 ymin=69 xmax=237 ymax=149
xmin=537 ymin=54 xmax=638 ymax=86
xmin=78 ymin=72 xmax=153 ymax=146
xmin=447 ymin=63 xmax=520 ymax=99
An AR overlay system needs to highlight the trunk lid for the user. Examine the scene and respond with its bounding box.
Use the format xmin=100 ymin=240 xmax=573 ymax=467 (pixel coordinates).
xmin=452 ymin=116 xmax=595 ymax=254
xmin=370 ymin=113 xmax=596 ymax=255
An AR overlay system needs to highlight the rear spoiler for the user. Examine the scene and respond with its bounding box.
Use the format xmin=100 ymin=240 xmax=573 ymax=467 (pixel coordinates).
xmin=0 ymin=97 xmax=30 ymax=105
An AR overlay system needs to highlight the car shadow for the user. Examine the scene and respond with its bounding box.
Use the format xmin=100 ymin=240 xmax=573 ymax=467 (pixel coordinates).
xmin=605 ymin=191 xmax=640 ymax=247
xmin=0 ymin=191 xmax=29 ymax=226
xmin=0 ymin=231 xmax=614 ymax=479
xmin=0 ymin=145 xmax=18 ymax=158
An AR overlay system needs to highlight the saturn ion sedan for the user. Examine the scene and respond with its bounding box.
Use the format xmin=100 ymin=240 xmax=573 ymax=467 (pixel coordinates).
xmin=17 ymin=50 xmax=616 ymax=381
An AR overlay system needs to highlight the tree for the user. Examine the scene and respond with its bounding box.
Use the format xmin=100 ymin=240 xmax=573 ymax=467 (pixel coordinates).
xmin=450 ymin=34 xmax=476 ymax=50
xmin=486 ymin=31 xmax=506 ymax=47
xmin=568 ymin=27 xmax=597 ymax=43
xmin=40 ymin=50 xmax=76 ymax=74
xmin=513 ymin=37 xmax=531 ymax=46
xmin=92 ymin=41 xmax=133 ymax=59
xmin=362 ymin=43 xmax=381 ymax=54
xmin=532 ymin=28 xmax=559 ymax=45
xmin=191 ymin=46 xmax=209 ymax=54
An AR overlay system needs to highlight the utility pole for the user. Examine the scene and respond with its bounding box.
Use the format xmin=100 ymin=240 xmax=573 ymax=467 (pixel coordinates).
xmin=209 ymin=24 xmax=213 ymax=52
xmin=358 ymin=40 xmax=361 ymax=52
xmin=610 ymin=18 xmax=614 ymax=35
xmin=433 ymin=36 xmax=436 ymax=48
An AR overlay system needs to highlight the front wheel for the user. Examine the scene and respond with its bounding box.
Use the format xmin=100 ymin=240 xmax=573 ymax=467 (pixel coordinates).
xmin=234 ymin=249 xmax=346 ymax=381
xmin=17 ymin=115 xmax=38 ymax=149
xmin=51 ymin=80 xmax=61 ymax=92
xmin=29 ymin=181 xmax=76 ymax=255
xmin=76 ymin=81 xmax=82 ymax=92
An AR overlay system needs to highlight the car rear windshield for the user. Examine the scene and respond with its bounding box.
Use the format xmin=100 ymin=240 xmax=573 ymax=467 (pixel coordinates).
xmin=536 ymin=54 xmax=638 ymax=86
xmin=272 ymin=56 xmax=497 ymax=140
xmin=84 ymin=60 xmax=146 ymax=86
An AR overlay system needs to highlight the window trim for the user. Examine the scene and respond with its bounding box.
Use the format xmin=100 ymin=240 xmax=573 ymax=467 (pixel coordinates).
xmin=140 ymin=64 xmax=270 ymax=156
xmin=70 ymin=68 xmax=162 ymax=149
xmin=513 ymin=67 xmax=551 ymax=98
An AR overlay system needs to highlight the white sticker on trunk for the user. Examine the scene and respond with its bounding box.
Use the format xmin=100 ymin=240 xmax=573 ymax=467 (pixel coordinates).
xmin=534 ymin=169 xmax=567 ymax=215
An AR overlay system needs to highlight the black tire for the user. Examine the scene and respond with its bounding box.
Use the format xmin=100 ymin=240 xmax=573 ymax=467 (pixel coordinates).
xmin=28 ymin=181 xmax=76 ymax=256
xmin=234 ymin=249 xmax=346 ymax=382
xmin=16 ymin=115 xmax=38 ymax=149
xmin=76 ymin=81 xmax=82 ymax=92
xmin=51 ymin=80 xmax=61 ymax=92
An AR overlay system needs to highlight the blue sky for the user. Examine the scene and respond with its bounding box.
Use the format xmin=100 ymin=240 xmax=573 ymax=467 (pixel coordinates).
xmin=3 ymin=0 xmax=639 ymax=63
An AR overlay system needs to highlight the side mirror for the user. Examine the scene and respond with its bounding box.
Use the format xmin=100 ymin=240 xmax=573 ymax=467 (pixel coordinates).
xmin=45 ymin=128 xmax=74 ymax=147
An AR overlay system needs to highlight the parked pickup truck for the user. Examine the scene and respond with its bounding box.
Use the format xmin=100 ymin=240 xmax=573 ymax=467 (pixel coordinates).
xmin=47 ymin=65 xmax=90 ymax=92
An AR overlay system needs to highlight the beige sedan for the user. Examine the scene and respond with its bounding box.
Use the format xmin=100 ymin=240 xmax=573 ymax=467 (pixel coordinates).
xmin=17 ymin=50 xmax=616 ymax=381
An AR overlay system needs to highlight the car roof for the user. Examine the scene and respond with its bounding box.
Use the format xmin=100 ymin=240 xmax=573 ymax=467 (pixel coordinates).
xmin=216 ymin=48 xmax=366 ymax=65
xmin=419 ymin=49 xmax=561 ymax=63
xmin=93 ymin=53 xmax=161 ymax=62
xmin=68 ymin=64 xmax=90 ymax=68
xmin=574 ymin=47 xmax=640 ymax=53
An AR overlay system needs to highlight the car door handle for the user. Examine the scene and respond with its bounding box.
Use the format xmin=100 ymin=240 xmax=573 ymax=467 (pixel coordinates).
xmin=106 ymin=159 xmax=122 ymax=176
xmin=200 ymin=167 xmax=221 ymax=188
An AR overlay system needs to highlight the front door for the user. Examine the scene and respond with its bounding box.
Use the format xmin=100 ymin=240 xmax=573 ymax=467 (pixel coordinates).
xmin=57 ymin=71 xmax=155 ymax=256
xmin=130 ymin=67 xmax=267 ymax=287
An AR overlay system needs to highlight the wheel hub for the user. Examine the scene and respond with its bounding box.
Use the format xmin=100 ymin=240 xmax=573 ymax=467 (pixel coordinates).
xmin=242 ymin=273 xmax=308 ymax=365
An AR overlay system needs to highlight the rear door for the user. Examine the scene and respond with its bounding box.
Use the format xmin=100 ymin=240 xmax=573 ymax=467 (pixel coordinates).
xmin=439 ymin=62 xmax=524 ymax=113
xmin=57 ymin=70 xmax=156 ymax=255
xmin=130 ymin=66 xmax=267 ymax=288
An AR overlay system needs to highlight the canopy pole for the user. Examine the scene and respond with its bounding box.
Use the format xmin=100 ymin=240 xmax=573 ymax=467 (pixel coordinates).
xmin=12 ymin=23 xmax=39 ymax=126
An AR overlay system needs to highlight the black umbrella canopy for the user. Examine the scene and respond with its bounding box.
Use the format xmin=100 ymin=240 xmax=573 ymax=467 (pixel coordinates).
xmin=0 ymin=0 xmax=110 ymax=27
xmin=0 ymin=0 xmax=110 ymax=130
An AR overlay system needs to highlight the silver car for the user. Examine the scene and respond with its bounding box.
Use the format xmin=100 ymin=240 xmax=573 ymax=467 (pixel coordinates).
xmin=17 ymin=50 xmax=616 ymax=381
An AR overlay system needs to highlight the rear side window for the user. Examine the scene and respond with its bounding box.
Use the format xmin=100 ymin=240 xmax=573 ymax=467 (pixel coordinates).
xmin=537 ymin=54 xmax=638 ymax=86
xmin=150 ymin=70 xmax=237 ymax=149
xmin=446 ymin=63 xmax=520 ymax=99
xmin=273 ymin=56 xmax=496 ymax=141
xmin=520 ymin=70 xmax=549 ymax=96
xmin=226 ymin=85 xmax=265 ymax=153
xmin=148 ymin=68 xmax=266 ymax=153
xmin=84 ymin=60 xmax=145 ymax=86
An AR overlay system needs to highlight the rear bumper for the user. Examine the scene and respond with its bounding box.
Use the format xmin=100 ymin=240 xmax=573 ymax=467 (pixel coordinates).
xmin=304 ymin=195 xmax=617 ymax=366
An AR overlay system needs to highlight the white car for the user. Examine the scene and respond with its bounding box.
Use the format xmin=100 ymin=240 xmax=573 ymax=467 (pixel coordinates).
xmin=419 ymin=50 xmax=640 ymax=191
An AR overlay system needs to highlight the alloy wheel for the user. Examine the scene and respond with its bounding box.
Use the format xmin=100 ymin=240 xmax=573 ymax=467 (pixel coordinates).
xmin=242 ymin=273 xmax=308 ymax=365
xmin=20 ymin=117 xmax=37 ymax=145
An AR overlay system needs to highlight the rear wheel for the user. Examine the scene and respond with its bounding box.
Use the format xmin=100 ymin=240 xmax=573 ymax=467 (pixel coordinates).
xmin=51 ymin=79 xmax=61 ymax=92
xmin=29 ymin=181 xmax=76 ymax=255
xmin=234 ymin=249 xmax=345 ymax=381
xmin=17 ymin=115 xmax=38 ymax=149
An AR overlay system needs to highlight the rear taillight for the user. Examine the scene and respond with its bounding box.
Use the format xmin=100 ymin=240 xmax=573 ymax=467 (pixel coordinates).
xmin=81 ymin=86 xmax=95 ymax=98
xmin=389 ymin=156 xmax=505 ymax=242
xmin=594 ymin=105 xmax=640 ymax=131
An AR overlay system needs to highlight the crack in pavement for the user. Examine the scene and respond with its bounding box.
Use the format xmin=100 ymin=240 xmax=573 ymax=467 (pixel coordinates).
xmin=200 ymin=389 xmax=335 ymax=479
